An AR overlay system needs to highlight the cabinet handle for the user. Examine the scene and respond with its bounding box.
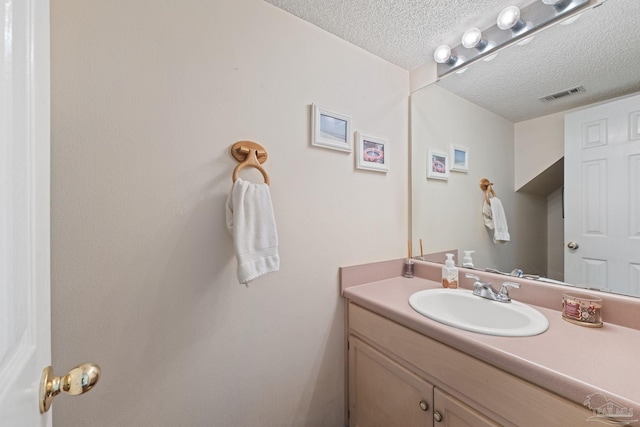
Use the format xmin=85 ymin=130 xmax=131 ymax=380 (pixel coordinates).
xmin=433 ymin=411 xmax=443 ymax=422
xmin=419 ymin=400 xmax=429 ymax=411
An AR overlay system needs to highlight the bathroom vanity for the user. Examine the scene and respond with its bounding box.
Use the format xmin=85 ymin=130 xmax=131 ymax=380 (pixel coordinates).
xmin=341 ymin=259 xmax=640 ymax=427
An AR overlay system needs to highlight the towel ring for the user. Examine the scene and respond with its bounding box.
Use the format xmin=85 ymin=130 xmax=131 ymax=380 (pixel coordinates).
xmin=479 ymin=178 xmax=496 ymax=205
xmin=230 ymin=141 xmax=270 ymax=185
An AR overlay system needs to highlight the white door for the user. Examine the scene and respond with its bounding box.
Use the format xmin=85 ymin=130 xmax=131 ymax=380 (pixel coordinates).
xmin=0 ymin=0 xmax=52 ymax=425
xmin=565 ymin=92 xmax=640 ymax=295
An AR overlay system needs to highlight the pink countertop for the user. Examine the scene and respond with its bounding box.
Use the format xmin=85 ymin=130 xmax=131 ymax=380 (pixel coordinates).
xmin=341 ymin=260 xmax=640 ymax=419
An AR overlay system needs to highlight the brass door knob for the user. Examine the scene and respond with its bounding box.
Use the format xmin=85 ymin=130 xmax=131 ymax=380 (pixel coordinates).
xmin=39 ymin=363 xmax=101 ymax=413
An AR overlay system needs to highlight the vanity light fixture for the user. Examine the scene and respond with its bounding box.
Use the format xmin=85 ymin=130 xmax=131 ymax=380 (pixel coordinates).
xmin=542 ymin=0 xmax=574 ymax=13
xmin=542 ymin=0 xmax=569 ymax=9
xmin=433 ymin=0 xmax=591 ymax=78
xmin=433 ymin=44 xmax=457 ymax=65
xmin=497 ymin=6 xmax=526 ymax=31
xmin=461 ymin=28 xmax=487 ymax=50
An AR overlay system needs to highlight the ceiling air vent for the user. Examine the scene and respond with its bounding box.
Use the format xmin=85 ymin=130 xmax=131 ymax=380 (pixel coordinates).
xmin=539 ymin=85 xmax=586 ymax=102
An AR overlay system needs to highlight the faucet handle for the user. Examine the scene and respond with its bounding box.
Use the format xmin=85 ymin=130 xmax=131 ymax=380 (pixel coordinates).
xmin=466 ymin=274 xmax=495 ymax=296
xmin=466 ymin=273 xmax=492 ymax=287
xmin=499 ymin=282 xmax=520 ymax=300
xmin=466 ymin=273 xmax=491 ymax=286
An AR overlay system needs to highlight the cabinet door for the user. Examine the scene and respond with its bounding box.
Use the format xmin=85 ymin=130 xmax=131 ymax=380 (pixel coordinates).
xmin=349 ymin=336 xmax=433 ymax=427
xmin=433 ymin=388 xmax=501 ymax=427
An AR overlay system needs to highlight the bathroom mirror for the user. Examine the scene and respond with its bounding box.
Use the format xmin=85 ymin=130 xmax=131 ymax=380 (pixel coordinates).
xmin=411 ymin=0 xmax=640 ymax=297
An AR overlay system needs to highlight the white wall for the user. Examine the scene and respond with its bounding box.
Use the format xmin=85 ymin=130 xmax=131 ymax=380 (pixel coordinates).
xmin=411 ymin=85 xmax=547 ymax=275
xmin=50 ymin=1 xmax=408 ymax=425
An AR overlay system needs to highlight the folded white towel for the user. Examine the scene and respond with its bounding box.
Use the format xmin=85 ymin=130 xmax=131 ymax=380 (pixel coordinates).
xmin=482 ymin=197 xmax=510 ymax=244
xmin=226 ymin=178 xmax=280 ymax=285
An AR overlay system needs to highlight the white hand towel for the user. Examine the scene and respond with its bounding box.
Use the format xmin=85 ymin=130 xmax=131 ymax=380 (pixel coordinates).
xmin=482 ymin=197 xmax=510 ymax=244
xmin=226 ymin=178 xmax=280 ymax=285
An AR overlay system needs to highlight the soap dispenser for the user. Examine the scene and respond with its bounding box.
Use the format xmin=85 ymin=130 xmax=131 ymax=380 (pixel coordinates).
xmin=442 ymin=253 xmax=459 ymax=289
xmin=462 ymin=250 xmax=475 ymax=268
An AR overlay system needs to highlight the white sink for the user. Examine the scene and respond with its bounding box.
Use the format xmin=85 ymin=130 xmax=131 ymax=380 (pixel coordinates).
xmin=408 ymin=288 xmax=549 ymax=337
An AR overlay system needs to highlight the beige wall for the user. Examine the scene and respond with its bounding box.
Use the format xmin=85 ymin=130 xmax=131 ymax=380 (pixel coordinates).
xmin=411 ymin=85 xmax=547 ymax=275
xmin=515 ymin=112 xmax=567 ymax=279
xmin=514 ymin=112 xmax=564 ymax=190
xmin=50 ymin=1 xmax=408 ymax=425
xmin=547 ymin=187 xmax=565 ymax=280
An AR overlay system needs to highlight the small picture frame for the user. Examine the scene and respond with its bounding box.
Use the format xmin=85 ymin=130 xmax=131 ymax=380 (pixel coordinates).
xmin=450 ymin=144 xmax=469 ymax=172
xmin=427 ymin=149 xmax=449 ymax=180
xmin=311 ymin=104 xmax=352 ymax=152
xmin=356 ymin=131 xmax=388 ymax=173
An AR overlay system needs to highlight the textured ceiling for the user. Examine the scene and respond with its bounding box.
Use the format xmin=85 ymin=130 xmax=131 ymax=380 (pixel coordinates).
xmin=263 ymin=0 xmax=640 ymax=122
xmin=263 ymin=0 xmax=534 ymax=70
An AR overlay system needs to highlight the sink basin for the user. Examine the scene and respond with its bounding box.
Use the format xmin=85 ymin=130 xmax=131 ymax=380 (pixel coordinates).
xmin=408 ymin=288 xmax=549 ymax=337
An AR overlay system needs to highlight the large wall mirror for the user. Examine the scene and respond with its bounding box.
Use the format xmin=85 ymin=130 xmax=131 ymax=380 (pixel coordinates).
xmin=411 ymin=0 xmax=640 ymax=297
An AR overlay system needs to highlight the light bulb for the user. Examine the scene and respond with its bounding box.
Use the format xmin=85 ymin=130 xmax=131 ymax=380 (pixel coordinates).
xmin=497 ymin=6 xmax=523 ymax=30
xmin=461 ymin=28 xmax=483 ymax=49
xmin=433 ymin=45 xmax=454 ymax=64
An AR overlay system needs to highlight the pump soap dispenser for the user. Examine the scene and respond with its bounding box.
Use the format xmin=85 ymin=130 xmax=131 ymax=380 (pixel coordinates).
xmin=442 ymin=253 xmax=459 ymax=289
xmin=462 ymin=250 xmax=475 ymax=268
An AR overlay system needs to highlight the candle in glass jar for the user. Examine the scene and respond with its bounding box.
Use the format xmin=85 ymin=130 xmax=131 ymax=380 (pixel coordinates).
xmin=562 ymin=292 xmax=603 ymax=327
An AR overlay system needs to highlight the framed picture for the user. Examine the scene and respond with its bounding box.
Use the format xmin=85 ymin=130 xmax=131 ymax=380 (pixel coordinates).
xmin=427 ymin=149 xmax=449 ymax=180
xmin=450 ymin=144 xmax=469 ymax=172
xmin=311 ymin=104 xmax=352 ymax=152
xmin=355 ymin=131 xmax=388 ymax=172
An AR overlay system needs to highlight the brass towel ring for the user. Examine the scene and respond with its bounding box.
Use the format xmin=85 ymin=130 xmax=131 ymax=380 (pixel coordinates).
xmin=479 ymin=178 xmax=496 ymax=205
xmin=230 ymin=141 xmax=270 ymax=185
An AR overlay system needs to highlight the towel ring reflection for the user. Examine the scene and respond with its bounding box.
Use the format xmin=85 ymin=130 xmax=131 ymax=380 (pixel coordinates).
xmin=479 ymin=178 xmax=496 ymax=205
xmin=230 ymin=141 xmax=270 ymax=185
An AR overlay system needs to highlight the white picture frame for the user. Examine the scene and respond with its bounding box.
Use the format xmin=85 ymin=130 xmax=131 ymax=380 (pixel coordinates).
xmin=355 ymin=131 xmax=389 ymax=173
xmin=311 ymin=104 xmax=352 ymax=152
xmin=427 ymin=149 xmax=449 ymax=180
xmin=450 ymin=144 xmax=469 ymax=172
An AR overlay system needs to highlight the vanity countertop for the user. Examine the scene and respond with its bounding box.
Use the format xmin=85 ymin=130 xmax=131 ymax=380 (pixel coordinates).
xmin=342 ymin=264 xmax=640 ymax=420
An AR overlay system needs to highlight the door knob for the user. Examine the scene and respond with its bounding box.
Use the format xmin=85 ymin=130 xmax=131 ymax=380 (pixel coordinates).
xmin=39 ymin=363 xmax=101 ymax=413
xmin=567 ymin=241 xmax=580 ymax=250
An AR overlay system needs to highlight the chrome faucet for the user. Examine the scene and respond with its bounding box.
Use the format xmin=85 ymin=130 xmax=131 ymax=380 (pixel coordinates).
xmin=465 ymin=274 xmax=520 ymax=303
